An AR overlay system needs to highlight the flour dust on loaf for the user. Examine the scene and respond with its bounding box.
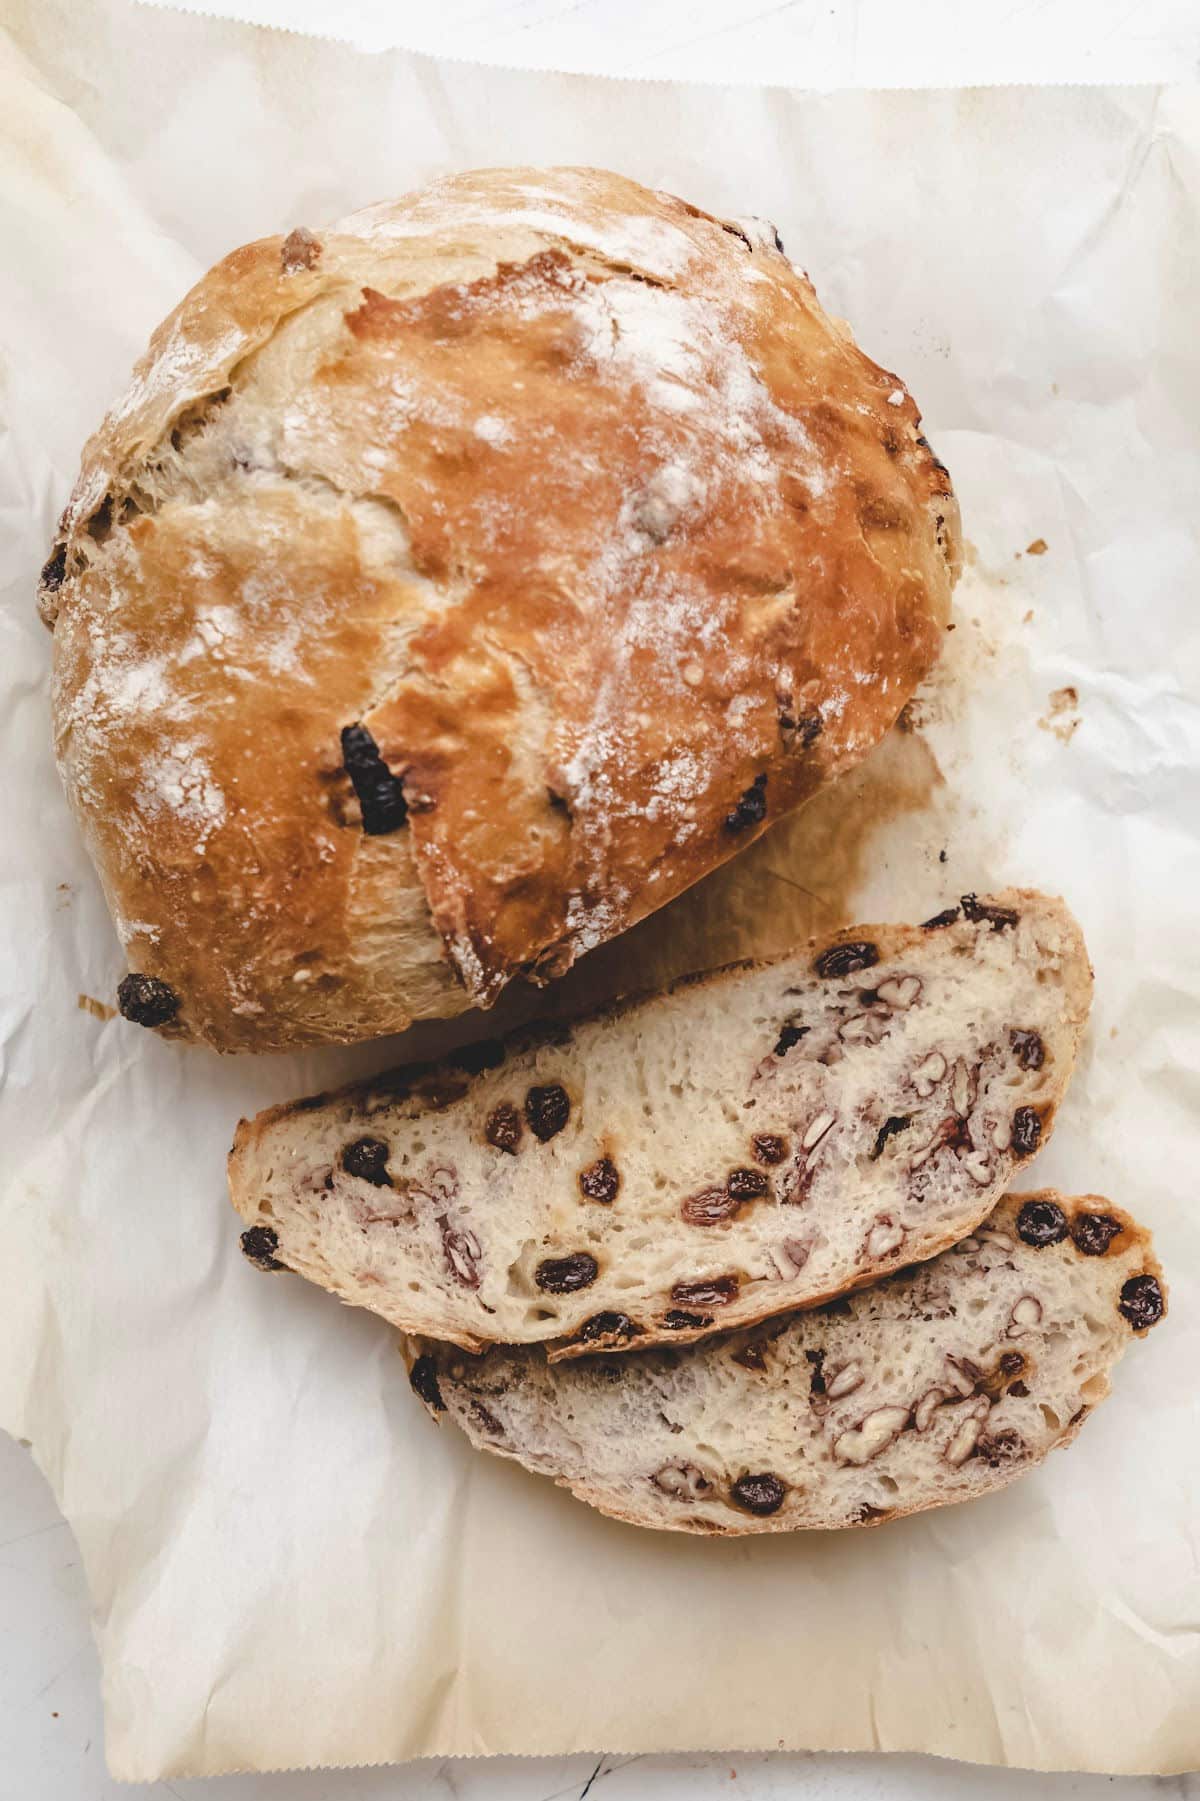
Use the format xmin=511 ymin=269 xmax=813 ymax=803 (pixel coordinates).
xmin=229 ymin=891 xmax=1092 ymax=1355
xmin=40 ymin=166 xmax=959 ymax=1051
xmin=407 ymin=1192 xmax=1164 ymax=1534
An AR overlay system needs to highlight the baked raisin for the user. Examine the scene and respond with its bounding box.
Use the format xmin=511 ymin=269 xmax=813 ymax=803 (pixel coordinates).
xmin=1071 ymin=1212 xmax=1122 ymax=1256
xmin=805 ymin=1348 xmax=827 ymax=1394
xmin=724 ymin=773 xmax=768 ymax=833
xmin=921 ymin=907 xmax=960 ymax=930
xmin=960 ymin=893 xmax=1019 ymax=932
xmin=117 ymin=973 xmax=180 ymax=1029
xmin=773 ymin=1023 xmax=808 ymax=1056
xmin=671 ymin=1275 xmax=738 ymax=1307
xmin=1011 ymin=1107 xmax=1042 ymax=1157
xmin=280 ymin=226 xmax=321 ymax=272
xmin=1009 ymin=1029 xmax=1045 ymax=1071
xmin=535 ymin=1252 xmax=598 ymax=1293
xmin=579 ymin=1156 xmax=620 ymax=1203
xmin=730 ymin=1473 xmax=786 ymax=1515
xmin=408 ymin=1355 xmax=445 ymax=1412
xmin=449 ymin=1038 xmax=505 ymax=1075
xmin=525 ymin=1083 xmax=570 ymax=1141
xmin=1016 ymin=1199 xmax=1067 ymax=1246
xmin=575 ymin=1311 xmax=639 ymax=1344
xmin=485 ymin=1103 xmax=522 ymax=1152
xmin=870 ymin=1115 xmax=911 ymax=1160
xmin=341 ymin=722 xmax=407 ymax=835
xmin=1008 ymin=1380 xmax=1030 ymax=1398
xmin=752 ymin=1133 xmax=787 ymax=1165
xmin=468 ymin=1400 xmax=503 ymax=1436
xmin=1118 ymin=1274 xmax=1164 ymax=1330
xmin=681 ymin=1188 xmax=741 ymax=1226
xmin=663 ymin=1309 xmax=713 ymax=1330
xmin=240 ymin=1225 xmax=286 ymax=1271
xmin=341 ymin=1137 xmax=391 ymax=1186
xmin=975 ymin=1430 xmax=1023 ymax=1467
xmin=813 ymin=940 xmax=880 ymax=980
xmin=727 ymin=1168 xmax=769 ymax=1201
xmin=998 ymin=1351 xmax=1026 ymax=1378
xmin=732 ymin=1341 xmax=767 ymax=1371
xmin=40 ymin=545 xmax=67 ymax=592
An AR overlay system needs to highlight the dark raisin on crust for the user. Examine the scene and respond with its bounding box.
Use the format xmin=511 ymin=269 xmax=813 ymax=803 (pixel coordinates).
xmin=773 ymin=1023 xmax=809 ymax=1057
xmin=449 ymin=1038 xmax=505 ymax=1075
xmin=1071 ymin=1212 xmax=1123 ymax=1257
xmin=579 ymin=1156 xmax=620 ymax=1203
xmin=727 ymin=1167 xmax=769 ymax=1201
xmin=724 ymin=772 xmax=768 ymax=833
xmin=921 ymin=907 xmax=961 ymax=930
xmin=117 ymin=972 xmax=180 ymax=1029
xmin=752 ymin=1133 xmax=788 ymax=1165
xmin=340 ymin=1137 xmax=392 ymax=1186
xmin=525 ymin=1083 xmax=570 ymax=1142
xmin=671 ymin=1274 xmax=739 ymax=1307
xmin=813 ymin=940 xmax=880 ymax=980
xmin=1011 ymin=1107 xmax=1043 ymax=1157
xmin=681 ymin=1188 xmax=741 ymax=1227
xmin=805 ymin=1348 xmax=827 ymax=1394
xmin=535 ymin=1252 xmax=598 ymax=1294
xmin=960 ymin=892 xmax=1019 ymax=932
xmin=732 ymin=1341 xmax=767 ymax=1371
xmin=1016 ymin=1198 xmax=1068 ymax=1246
xmin=1009 ymin=1028 xmax=1045 ymax=1071
xmin=730 ymin=1473 xmax=786 ymax=1516
xmin=240 ymin=1225 xmax=286 ymax=1271
xmin=408 ymin=1355 xmax=446 ymax=1412
xmin=1118 ymin=1274 xmax=1164 ymax=1330
xmin=40 ymin=544 xmax=68 ymax=593
xmin=575 ymin=1311 xmax=639 ymax=1344
xmin=870 ymin=1115 xmax=912 ymax=1160
xmin=484 ymin=1102 xmax=523 ymax=1153
xmin=340 ymin=722 xmax=408 ymax=835
xmin=280 ymin=226 xmax=321 ymax=272
xmin=975 ymin=1430 xmax=1023 ymax=1467
xmin=663 ymin=1309 xmax=713 ymax=1330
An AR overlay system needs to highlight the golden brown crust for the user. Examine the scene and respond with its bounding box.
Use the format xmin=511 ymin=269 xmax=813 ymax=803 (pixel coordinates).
xmin=43 ymin=167 xmax=960 ymax=1050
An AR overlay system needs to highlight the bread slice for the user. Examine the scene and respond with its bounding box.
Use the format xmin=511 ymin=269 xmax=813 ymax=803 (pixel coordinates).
xmin=406 ymin=1192 xmax=1164 ymax=1534
xmin=229 ymin=891 xmax=1091 ymax=1357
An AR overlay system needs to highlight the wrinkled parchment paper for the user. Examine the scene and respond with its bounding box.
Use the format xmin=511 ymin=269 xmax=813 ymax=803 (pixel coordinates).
xmin=2 ymin=1 xmax=1199 ymax=1779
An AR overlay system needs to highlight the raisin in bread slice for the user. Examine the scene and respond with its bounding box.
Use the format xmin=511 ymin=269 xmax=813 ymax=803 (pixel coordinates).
xmin=229 ymin=891 xmax=1091 ymax=1358
xmin=407 ymin=1192 xmax=1164 ymax=1534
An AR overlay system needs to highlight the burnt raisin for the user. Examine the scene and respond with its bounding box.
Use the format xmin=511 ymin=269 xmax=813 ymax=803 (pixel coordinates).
xmin=1016 ymin=1199 xmax=1067 ymax=1247
xmin=579 ymin=1156 xmax=620 ymax=1203
xmin=535 ymin=1252 xmax=598 ymax=1294
xmin=960 ymin=893 xmax=1019 ymax=932
xmin=732 ymin=1341 xmax=767 ymax=1371
xmin=805 ymin=1348 xmax=827 ymax=1394
xmin=813 ymin=940 xmax=880 ymax=980
xmin=671 ymin=1275 xmax=738 ymax=1307
xmin=663 ymin=1309 xmax=713 ymax=1330
xmin=1071 ymin=1212 xmax=1123 ymax=1256
xmin=727 ymin=1168 xmax=769 ymax=1201
xmin=484 ymin=1102 xmax=523 ymax=1153
xmin=921 ymin=907 xmax=960 ymax=930
xmin=1118 ymin=1274 xmax=1164 ymax=1330
xmin=341 ymin=722 xmax=407 ymax=835
xmin=575 ymin=1311 xmax=639 ymax=1344
xmin=730 ymin=1473 xmax=786 ymax=1516
xmin=117 ymin=972 xmax=180 ymax=1029
xmin=240 ymin=1225 xmax=286 ymax=1271
xmin=408 ymin=1355 xmax=446 ymax=1412
xmin=870 ymin=1115 xmax=911 ymax=1160
xmin=341 ymin=1137 xmax=391 ymax=1186
xmin=752 ymin=1133 xmax=787 ymax=1165
xmin=525 ymin=1083 xmax=570 ymax=1142
xmin=40 ymin=544 xmax=67 ymax=592
xmin=449 ymin=1038 xmax=505 ymax=1075
xmin=1009 ymin=1029 xmax=1045 ymax=1071
xmin=773 ymin=1023 xmax=809 ymax=1057
xmin=681 ymin=1188 xmax=741 ymax=1226
xmin=1011 ymin=1107 xmax=1042 ymax=1157
xmin=724 ymin=773 xmax=768 ymax=833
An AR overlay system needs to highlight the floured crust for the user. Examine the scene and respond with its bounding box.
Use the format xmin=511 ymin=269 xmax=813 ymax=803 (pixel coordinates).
xmin=406 ymin=1192 xmax=1165 ymax=1534
xmin=41 ymin=166 xmax=959 ymax=1051
xmin=228 ymin=890 xmax=1093 ymax=1355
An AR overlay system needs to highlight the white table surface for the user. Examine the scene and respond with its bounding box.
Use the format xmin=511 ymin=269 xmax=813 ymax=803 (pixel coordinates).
xmin=8 ymin=2 xmax=1200 ymax=1793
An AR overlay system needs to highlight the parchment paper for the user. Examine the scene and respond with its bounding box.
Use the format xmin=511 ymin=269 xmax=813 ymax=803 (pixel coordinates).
xmin=2 ymin=1 xmax=1199 ymax=1780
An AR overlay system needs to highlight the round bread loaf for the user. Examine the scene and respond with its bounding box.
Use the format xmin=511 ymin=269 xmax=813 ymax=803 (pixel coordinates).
xmin=40 ymin=167 xmax=961 ymax=1051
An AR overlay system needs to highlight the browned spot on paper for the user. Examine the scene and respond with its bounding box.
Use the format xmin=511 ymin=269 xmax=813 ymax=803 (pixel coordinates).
xmin=1039 ymin=685 xmax=1080 ymax=743
xmin=78 ymin=993 xmax=117 ymax=1022
xmin=1025 ymin=538 xmax=1048 ymax=556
